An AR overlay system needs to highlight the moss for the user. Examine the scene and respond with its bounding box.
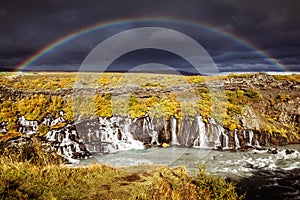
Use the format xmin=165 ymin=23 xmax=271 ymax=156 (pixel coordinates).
xmin=276 ymin=94 xmax=290 ymax=102
xmin=37 ymin=124 xmax=50 ymax=137
xmin=94 ymin=94 xmax=113 ymax=117
xmin=227 ymin=73 xmax=252 ymax=79
xmin=273 ymin=74 xmax=300 ymax=82
xmin=186 ymin=75 xmax=205 ymax=84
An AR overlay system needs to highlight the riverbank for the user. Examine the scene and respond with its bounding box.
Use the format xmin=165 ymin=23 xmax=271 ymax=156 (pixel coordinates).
xmin=80 ymin=144 xmax=300 ymax=200
xmin=0 ymin=141 xmax=242 ymax=200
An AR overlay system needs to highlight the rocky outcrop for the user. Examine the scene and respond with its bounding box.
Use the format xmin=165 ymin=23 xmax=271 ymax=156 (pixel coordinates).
xmin=0 ymin=73 xmax=299 ymax=161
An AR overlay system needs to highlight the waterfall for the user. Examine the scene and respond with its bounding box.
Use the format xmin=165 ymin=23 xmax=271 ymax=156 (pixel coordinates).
xmin=39 ymin=113 xmax=281 ymax=161
xmin=234 ymin=129 xmax=241 ymax=149
xmin=248 ymin=130 xmax=254 ymax=146
xmin=193 ymin=115 xmax=208 ymax=148
xmin=223 ymin=133 xmax=229 ymax=149
xmin=210 ymin=118 xmax=224 ymax=149
xmin=143 ymin=115 xmax=159 ymax=145
xmin=151 ymin=130 xmax=160 ymax=145
xmin=243 ymin=130 xmax=246 ymax=139
xmin=96 ymin=130 xmax=100 ymax=138
xmin=254 ymin=139 xmax=261 ymax=148
xmin=63 ymin=129 xmax=71 ymax=144
xmin=66 ymin=145 xmax=73 ymax=157
xmin=170 ymin=116 xmax=180 ymax=145
xmin=121 ymin=117 xmax=132 ymax=140
xmin=46 ymin=130 xmax=56 ymax=141
xmin=75 ymin=143 xmax=81 ymax=153
xmin=104 ymin=116 xmax=144 ymax=153
xmin=87 ymin=132 xmax=92 ymax=143
xmin=142 ymin=115 xmax=152 ymax=135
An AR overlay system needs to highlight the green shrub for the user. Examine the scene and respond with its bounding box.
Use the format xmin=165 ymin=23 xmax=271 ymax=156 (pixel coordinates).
xmin=244 ymin=89 xmax=262 ymax=100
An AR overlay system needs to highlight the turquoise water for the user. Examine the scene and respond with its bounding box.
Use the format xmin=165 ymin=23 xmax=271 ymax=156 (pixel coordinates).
xmin=80 ymin=144 xmax=300 ymax=199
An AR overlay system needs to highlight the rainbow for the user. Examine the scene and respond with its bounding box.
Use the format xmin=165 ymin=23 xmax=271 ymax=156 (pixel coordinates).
xmin=16 ymin=18 xmax=287 ymax=72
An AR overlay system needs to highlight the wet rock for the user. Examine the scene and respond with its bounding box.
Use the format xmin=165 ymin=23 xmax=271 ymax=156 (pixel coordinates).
xmin=216 ymin=146 xmax=223 ymax=150
xmin=268 ymin=147 xmax=278 ymax=154
xmin=245 ymin=146 xmax=255 ymax=151
xmin=255 ymin=146 xmax=266 ymax=151
xmin=285 ymin=149 xmax=295 ymax=155
xmin=245 ymin=163 xmax=254 ymax=169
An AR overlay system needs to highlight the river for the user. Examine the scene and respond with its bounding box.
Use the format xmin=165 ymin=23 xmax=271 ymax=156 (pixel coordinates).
xmin=80 ymin=144 xmax=300 ymax=199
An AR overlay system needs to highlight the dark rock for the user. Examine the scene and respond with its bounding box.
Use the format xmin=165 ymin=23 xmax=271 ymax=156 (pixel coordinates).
xmin=285 ymin=149 xmax=295 ymax=155
xmin=268 ymin=147 xmax=278 ymax=154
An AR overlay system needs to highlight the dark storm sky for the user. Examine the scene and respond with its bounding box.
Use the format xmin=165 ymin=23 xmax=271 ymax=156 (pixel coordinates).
xmin=0 ymin=0 xmax=299 ymax=72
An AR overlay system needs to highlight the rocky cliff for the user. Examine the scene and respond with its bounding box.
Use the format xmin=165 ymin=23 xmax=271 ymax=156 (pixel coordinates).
xmin=0 ymin=72 xmax=299 ymax=161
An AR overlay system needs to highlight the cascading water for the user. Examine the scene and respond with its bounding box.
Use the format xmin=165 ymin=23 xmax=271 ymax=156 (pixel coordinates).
xmin=222 ymin=133 xmax=229 ymax=149
xmin=142 ymin=115 xmax=159 ymax=145
xmin=17 ymin=112 xmax=290 ymax=164
xmin=248 ymin=130 xmax=254 ymax=146
xmin=46 ymin=130 xmax=57 ymax=142
xmin=193 ymin=115 xmax=208 ymax=148
xmin=243 ymin=130 xmax=246 ymax=139
xmin=142 ymin=115 xmax=152 ymax=135
xmin=254 ymin=138 xmax=261 ymax=148
xmin=234 ymin=129 xmax=241 ymax=149
xmin=210 ymin=118 xmax=224 ymax=149
xmin=93 ymin=116 xmax=144 ymax=154
xmin=170 ymin=116 xmax=180 ymax=145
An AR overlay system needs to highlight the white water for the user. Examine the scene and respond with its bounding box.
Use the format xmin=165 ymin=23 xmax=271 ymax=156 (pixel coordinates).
xmin=80 ymin=144 xmax=300 ymax=200
xmin=82 ymin=145 xmax=300 ymax=179
xmin=194 ymin=115 xmax=207 ymax=148
xmin=243 ymin=130 xmax=246 ymax=139
xmin=216 ymin=125 xmax=226 ymax=148
xmin=222 ymin=133 xmax=229 ymax=149
xmin=234 ymin=129 xmax=241 ymax=149
xmin=46 ymin=130 xmax=57 ymax=141
xmin=95 ymin=116 xmax=144 ymax=154
xmin=248 ymin=130 xmax=254 ymax=146
xmin=170 ymin=116 xmax=180 ymax=145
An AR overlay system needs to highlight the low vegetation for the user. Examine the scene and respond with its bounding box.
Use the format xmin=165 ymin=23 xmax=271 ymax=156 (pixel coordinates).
xmin=0 ymin=140 xmax=243 ymax=199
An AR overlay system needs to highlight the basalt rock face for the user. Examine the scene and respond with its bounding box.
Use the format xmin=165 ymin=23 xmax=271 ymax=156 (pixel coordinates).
xmin=223 ymin=73 xmax=299 ymax=143
xmin=1 ymin=111 xmax=298 ymax=162
xmin=224 ymin=73 xmax=300 ymax=127
xmin=55 ymin=114 xmax=295 ymax=153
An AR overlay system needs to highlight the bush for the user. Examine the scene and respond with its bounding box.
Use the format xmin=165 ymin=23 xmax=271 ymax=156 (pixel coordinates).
xmin=134 ymin=166 xmax=244 ymax=200
xmin=0 ymin=139 xmax=64 ymax=166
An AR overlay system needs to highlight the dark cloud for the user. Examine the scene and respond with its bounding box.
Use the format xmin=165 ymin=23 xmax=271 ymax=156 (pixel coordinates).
xmin=0 ymin=0 xmax=299 ymax=72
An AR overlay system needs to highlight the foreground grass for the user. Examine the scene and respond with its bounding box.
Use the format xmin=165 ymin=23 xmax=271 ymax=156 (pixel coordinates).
xmin=0 ymin=163 xmax=243 ymax=200
xmin=0 ymin=141 xmax=243 ymax=200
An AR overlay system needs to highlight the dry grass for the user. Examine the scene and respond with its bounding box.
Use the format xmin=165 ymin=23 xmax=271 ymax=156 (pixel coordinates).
xmin=0 ymin=140 xmax=243 ymax=200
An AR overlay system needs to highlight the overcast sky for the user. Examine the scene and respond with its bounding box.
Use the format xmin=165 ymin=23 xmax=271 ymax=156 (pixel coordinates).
xmin=0 ymin=0 xmax=299 ymax=73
